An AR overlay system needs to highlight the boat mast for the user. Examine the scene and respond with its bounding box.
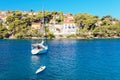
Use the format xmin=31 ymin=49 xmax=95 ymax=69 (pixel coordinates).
xmin=42 ymin=7 xmax=47 ymax=45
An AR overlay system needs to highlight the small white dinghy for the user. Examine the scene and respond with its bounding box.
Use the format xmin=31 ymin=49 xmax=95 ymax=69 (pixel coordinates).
xmin=36 ymin=66 xmax=46 ymax=74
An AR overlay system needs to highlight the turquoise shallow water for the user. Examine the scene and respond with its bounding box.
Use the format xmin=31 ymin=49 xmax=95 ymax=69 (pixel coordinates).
xmin=0 ymin=39 xmax=120 ymax=80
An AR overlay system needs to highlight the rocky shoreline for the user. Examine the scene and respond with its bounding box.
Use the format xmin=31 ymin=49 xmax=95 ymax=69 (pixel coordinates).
xmin=2 ymin=36 xmax=120 ymax=40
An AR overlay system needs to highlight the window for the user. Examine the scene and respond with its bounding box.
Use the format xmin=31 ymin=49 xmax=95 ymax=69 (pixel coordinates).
xmin=65 ymin=27 xmax=67 ymax=29
xmin=68 ymin=26 xmax=71 ymax=29
xmin=73 ymin=26 xmax=75 ymax=29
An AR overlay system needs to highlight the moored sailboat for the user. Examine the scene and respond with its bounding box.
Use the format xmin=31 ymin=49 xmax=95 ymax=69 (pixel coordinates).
xmin=31 ymin=9 xmax=48 ymax=55
xmin=31 ymin=40 xmax=48 ymax=54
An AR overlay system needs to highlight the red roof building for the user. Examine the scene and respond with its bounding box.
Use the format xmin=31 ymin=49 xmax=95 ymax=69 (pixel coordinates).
xmin=63 ymin=13 xmax=76 ymax=35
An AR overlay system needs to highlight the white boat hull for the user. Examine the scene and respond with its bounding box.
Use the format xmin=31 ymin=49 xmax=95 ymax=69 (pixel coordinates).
xmin=31 ymin=46 xmax=48 ymax=55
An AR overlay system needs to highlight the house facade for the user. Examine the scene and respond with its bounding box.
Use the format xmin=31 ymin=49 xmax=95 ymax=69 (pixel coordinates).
xmin=49 ymin=13 xmax=76 ymax=36
xmin=49 ymin=24 xmax=63 ymax=35
xmin=62 ymin=13 xmax=76 ymax=35
xmin=0 ymin=11 xmax=7 ymax=22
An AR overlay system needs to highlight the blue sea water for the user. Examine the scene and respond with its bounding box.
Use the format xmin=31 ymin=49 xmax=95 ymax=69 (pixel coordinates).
xmin=0 ymin=39 xmax=120 ymax=80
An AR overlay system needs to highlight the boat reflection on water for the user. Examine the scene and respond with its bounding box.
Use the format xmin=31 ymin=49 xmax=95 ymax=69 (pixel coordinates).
xmin=31 ymin=55 xmax=41 ymax=65
xmin=30 ymin=55 xmax=41 ymax=72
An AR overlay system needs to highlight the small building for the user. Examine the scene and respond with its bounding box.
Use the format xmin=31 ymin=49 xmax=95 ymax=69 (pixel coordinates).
xmin=0 ymin=14 xmax=6 ymax=22
xmin=62 ymin=13 xmax=76 ymax=35
xmin=0 ymin=11 xmax=10 ymax=22
xmin=49 ymin=13 xmax=77 ymax=36
xmin=31 ymin=22 xmax=41 ymax=30
xmin=49 ymin=24 xmax=63 ymax=35
xmin=63 ymin=22 xmax=76 ymax=35
xmin=111 ymin=21 xmax=116 ymax=24
xmin=95 ymin=21 xmax=102 ymax=26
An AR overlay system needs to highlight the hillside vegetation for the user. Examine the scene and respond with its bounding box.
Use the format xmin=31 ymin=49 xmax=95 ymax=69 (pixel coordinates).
xmin=0 ymin=10 xmax=120 ymax=39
